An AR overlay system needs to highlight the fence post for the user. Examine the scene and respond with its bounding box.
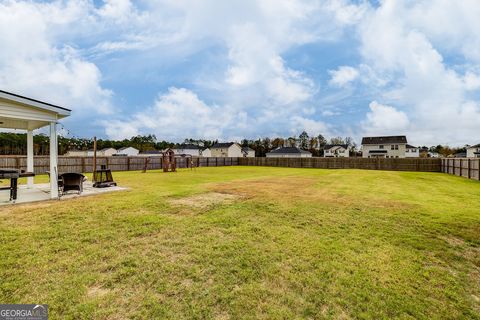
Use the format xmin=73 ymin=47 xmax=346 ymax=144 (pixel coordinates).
xmin=467 ymin=159 xmax=471 ymax=179
xmin=127 ymin=157 xmax=131 ymax=171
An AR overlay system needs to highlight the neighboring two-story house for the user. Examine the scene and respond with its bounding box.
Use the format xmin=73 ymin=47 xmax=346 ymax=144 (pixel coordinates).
xmin=200 ymin=148 xmax=211 ymax=157
xmin=405 ymin=144 xmax=419 ymax=158
xmin=210 ymin=142 xmax=243 ymax=157
xmin=361 ymin=136 xmax=408 ymax=158
xmin=323 ymin=144 xmax=350 ymax=157
xmin=266 ymin=147 xmax=312 ymax=158
xmin=241 ymin=147 xmax=255 ymax=157
xmin=467 ymin=144 xmax=480 ymax=158
xmin=116 ymin=147 xmax=139 ymax=156
xmin=172 ymin=144 xmax=201 ymax=157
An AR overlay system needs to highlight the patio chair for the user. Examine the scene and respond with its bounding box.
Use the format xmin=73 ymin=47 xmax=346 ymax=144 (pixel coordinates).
xmin=59 ymin=173 xmax=86 ymax=195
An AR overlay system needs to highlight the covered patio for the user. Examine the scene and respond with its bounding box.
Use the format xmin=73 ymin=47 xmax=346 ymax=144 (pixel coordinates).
xmin=0 ymin=90 xmax=70 ymax=201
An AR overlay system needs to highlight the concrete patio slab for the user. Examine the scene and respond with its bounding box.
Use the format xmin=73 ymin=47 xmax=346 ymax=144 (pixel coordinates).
xmin=0 ymin=181 xmax=127 ymax=205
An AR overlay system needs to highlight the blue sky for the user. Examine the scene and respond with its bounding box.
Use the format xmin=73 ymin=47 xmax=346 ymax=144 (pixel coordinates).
xmin=1 ymin=0 xmax=479 ymax=146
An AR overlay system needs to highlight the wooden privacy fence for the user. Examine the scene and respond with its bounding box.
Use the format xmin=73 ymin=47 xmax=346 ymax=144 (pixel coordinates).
xmin=0 ymin=156 xmax=239 ymax=174
xmin=238 ymin=157 xmax=442 ymax=172
xmin=442 ymin=158 xmax=480 ymax=181
xmin=3 ymin=156 xmax=480 ymax=180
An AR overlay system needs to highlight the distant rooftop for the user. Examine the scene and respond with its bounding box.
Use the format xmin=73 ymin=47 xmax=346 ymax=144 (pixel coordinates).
xmin=361 ymin=136 xmax=407 ymax=145
xmin=175 ymin=144 xmax=200 ymax=149
xmin=324 ymin=144 xmax=349 ymax=149
xmin=211 ymin=142 xmax=236 ymax=148
xmin=267 ymin=147 xmax=311 ymax=154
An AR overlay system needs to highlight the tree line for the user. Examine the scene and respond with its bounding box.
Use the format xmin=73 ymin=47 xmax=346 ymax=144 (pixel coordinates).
xmin=0 ymin=131 xmax=469 ymax=157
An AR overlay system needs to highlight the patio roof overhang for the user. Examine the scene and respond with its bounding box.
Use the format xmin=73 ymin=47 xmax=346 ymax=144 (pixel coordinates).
xmin=0 ymin=90 xmax=71 ymax=200
xmin=0 ymin=90 xmax=70 ymax=130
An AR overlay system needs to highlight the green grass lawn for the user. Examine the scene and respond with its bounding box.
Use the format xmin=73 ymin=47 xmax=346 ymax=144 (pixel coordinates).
xmin=1 ymin=167 xmax=479 ymax=319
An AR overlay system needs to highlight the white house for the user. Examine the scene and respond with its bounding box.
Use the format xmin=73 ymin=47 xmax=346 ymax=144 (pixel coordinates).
xmin=172 ymin=144 xmax=201 ymax=156
xmin=266 ymin=147 xmax=312 ymax=158
xmin=405 ymin=144 xmax=420 ymax=158
xmin=467 ymin=144 xmax=480 ymax=158
xmin=361 ymin=136 xmax=408 ymax=158
xmin=323 ymin=144 xmax=350 ymax=157
xmin=98 ymin=148 xmax=117 ymax=156
xmin=241 ymin=147 xmax=255 ymax=157
xmin=210 ymin=143 xmax=243 ymax=157
xmin=65 ymin=150 xmax=87 ymax=157
xmin=0 ymin=89 xmax=71 ymax=198
xmin=86 ymin=148 xmax=117 ymax=157
xmin=116 ymin=147 xmax=139 ymax=156
xmin=200 ymin=148 xmax=211 ymax=157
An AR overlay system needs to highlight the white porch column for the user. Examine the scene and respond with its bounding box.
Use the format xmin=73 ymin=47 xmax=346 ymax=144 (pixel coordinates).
xmin=49 ymin=122 xmax=59 ymax=199
xmin=27 ymin=130 xmax=34 ymax=188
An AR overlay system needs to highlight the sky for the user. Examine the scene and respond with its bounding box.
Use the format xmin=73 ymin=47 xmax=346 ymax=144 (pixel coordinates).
xmin=0 ymin=0 xmax=479 ymax=146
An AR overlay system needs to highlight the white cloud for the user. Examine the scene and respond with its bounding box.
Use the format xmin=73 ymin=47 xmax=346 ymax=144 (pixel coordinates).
xmin=0 ymin=1 xmax=113 ymax=118
xmin=291 ymin=116 xmax=329 ymax=136
xmin=464 ymin=71 xmax=480 ymax=91
xmin=104 ymin=87 xmax=242 ymax=141
xmin=104 ymin=87 xmax=332 ymax=141
xmin=329 ymin=66 xmax=359 ymax=87
xmin=97 ymin=0 xmax=135 ymax=22
xmin=362 ymin=101 xmax=409 ymax=135
xmin=356 ymin=0 xmax=480 ymax=145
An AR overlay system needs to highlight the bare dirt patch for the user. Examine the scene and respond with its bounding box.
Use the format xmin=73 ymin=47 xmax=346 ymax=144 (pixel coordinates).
xmin=87 ymin=285 xmax=110 ymax=298
xmin=211 ymin=177 xmax=319 ymax=201
xmin=169 ymin=192 xmax=240 ymax=209
xmin=441 ymin=235 xmax=466 ymax=247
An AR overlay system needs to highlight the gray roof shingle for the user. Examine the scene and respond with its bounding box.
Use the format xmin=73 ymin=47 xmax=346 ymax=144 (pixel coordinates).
xmin=267 ymin=147 xmax=311 ymax=154
xmin=361 ymin=136 xmax=407 ymax=145
xmin=211 ymin=142 xmax=235 ymax=148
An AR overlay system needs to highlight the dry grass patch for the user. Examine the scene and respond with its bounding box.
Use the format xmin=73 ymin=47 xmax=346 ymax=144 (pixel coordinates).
xmin=211 ymin=177 xmax=321 ymax=201
xmin=211 ymin=176 xmax=414 ymax=210
xmin=169 ymin=192 xmax=240 ymax=210
xmin=87 ymin=285 xmax=110 ymax=298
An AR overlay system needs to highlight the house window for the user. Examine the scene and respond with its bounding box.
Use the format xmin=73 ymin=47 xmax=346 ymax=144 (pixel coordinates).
xmin=379 ymin=145 xmax=384 ymax=149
